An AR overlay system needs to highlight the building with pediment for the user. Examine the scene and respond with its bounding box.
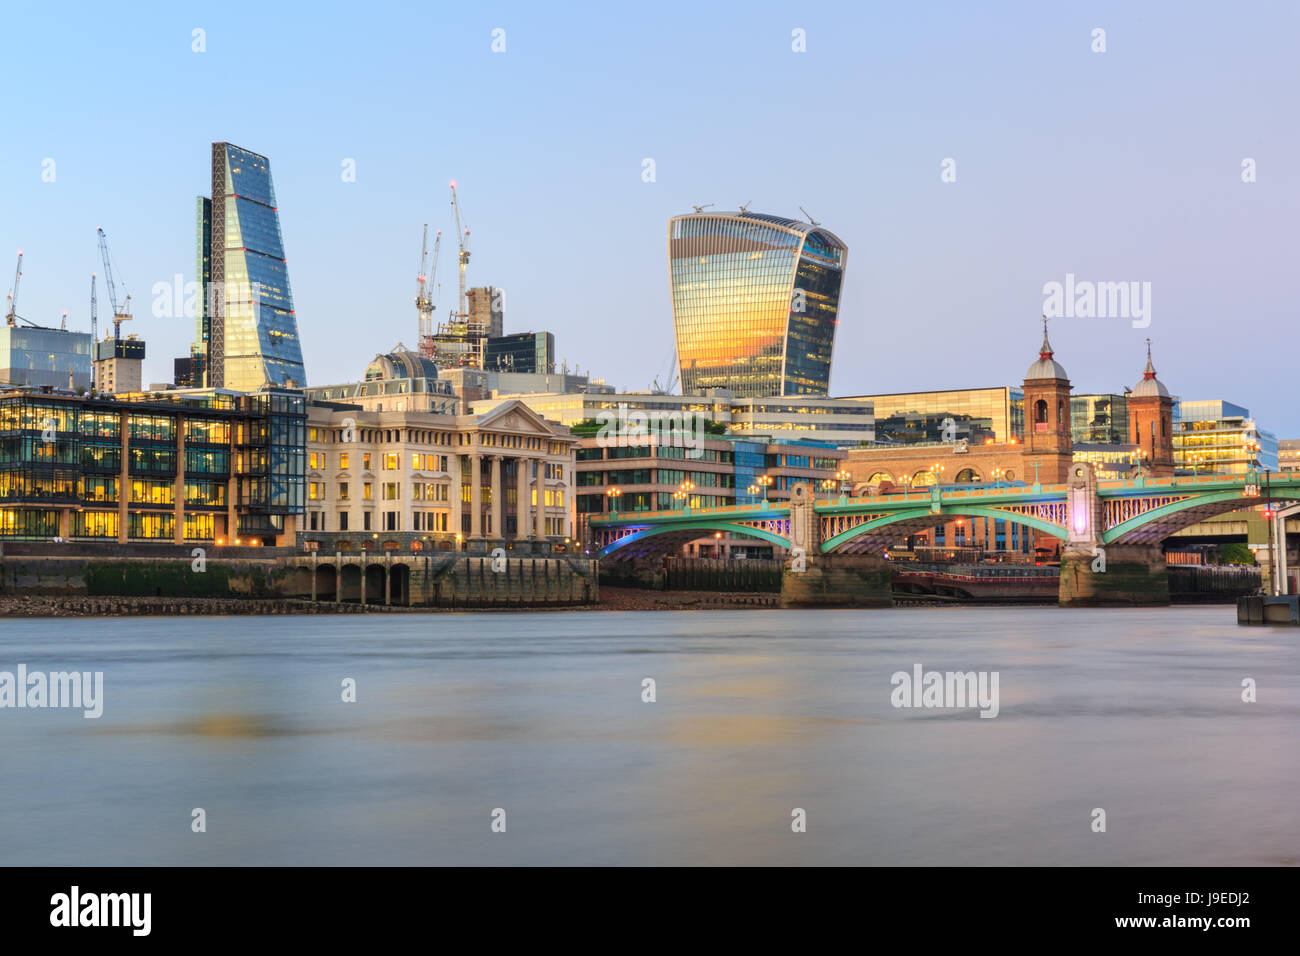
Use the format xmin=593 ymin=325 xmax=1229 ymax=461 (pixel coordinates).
xmin=303 ymin=373 xmax=576 ymax=545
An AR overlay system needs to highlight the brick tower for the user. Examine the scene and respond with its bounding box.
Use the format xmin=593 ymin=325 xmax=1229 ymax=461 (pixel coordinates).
xmin=1126 ymin=338 xmax=1175 ymax=477
xmin=1022 ymin=320 xmax=1073 ymax=484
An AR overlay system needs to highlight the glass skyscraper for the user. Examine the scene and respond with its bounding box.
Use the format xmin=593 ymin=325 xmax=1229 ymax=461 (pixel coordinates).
xmin=668 ymin=211 xmax=847 ymax=398
xmin=197 ymin=143 xmax=306 ymax=391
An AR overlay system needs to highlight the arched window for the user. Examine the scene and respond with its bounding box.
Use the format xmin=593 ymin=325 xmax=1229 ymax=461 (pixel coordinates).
xmin=954 ymin=468 xmax=980 ymax=484
xmin=1034 ymin=399 xmax=1048 ymax=424
xmin=867 ymin=472 xmax=894 ymax=484
xmin=913 ymin=470 xmax=937 ymax=487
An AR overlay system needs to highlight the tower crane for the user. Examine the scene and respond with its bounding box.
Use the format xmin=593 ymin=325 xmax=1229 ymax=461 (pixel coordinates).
xmin=89 ymin=273 xmax=98 ymax=389
xmin=449 ymin=181 xmax=471 ymax=326
xmin=5 ymin=251 xmax=22 ymax=327
xmin=95 ymin=227 xmax=133 ymax=339
xmin=415 ymin=224 xmax=442 ymax=355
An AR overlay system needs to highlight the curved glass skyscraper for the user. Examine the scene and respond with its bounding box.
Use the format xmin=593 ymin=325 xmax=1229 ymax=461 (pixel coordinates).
xmin=668 ymin=211 xmax=846 ymax=398
xmin=199 ymin=143 xmax=306 ymax=390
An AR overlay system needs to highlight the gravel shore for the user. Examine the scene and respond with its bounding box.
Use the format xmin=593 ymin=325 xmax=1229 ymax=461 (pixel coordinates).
xmin=0 ymin=587 xmax=778 ymax=617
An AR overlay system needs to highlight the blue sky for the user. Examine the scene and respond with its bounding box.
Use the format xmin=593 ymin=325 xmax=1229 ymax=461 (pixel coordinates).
xmin=2 ymin=1 xmax=1297 ymax=433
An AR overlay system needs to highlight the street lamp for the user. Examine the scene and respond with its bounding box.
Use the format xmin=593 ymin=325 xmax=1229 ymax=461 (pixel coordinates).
xmin=606 ymin=486 xmax=622 ymax=518
xmin=835 ymin=468 xmax=851 ymax=499
xmin=677 ymin=480 xmax=695 ymax=512
xmin=756 ymin=474 xmax=772 ymax=506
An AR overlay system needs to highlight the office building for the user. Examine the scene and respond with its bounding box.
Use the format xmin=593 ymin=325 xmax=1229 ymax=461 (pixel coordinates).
xmin=485 ymin=331 xmax=554 ymax=374
xmin=0 ymin=385 xmax=304 ymax=544
xmin=1070 ymin=393 xmax=1129 ymax=444
xmin=0 ymin=326 xmax=92 ymax=391
xmin=1174 ymin=400 xmax=1277 ymax=474
xmin=1279 ymin=439 xmax=1300 ymax=472
xmin=668 ymin=210 xmax=847 ymax=397
xmin=471 ymin=389 xmax=875 ymax=446
xmin=196 ymin=143 xmax=307 ymax=391
xmin=843 ymin=386 xmax=1023 ymax=445
xmin=439 ymin=367 xmax=590 ymax=405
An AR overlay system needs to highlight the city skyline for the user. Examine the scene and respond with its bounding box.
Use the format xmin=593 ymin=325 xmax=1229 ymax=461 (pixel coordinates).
xmin=1 ymin=1 xmax=1296 ymax=434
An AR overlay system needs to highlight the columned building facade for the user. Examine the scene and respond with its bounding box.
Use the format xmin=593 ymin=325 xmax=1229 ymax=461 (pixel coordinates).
xmin=303 ymin=399 xmax=576 ymax=546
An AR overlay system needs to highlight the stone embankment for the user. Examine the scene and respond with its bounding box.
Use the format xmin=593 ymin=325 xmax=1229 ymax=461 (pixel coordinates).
xmin=0 ymin=596 xmax=394 ymax=617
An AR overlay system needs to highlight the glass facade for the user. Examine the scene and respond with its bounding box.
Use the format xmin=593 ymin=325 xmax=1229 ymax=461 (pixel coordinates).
xmin=669 ymin=212 xmax=846 ymax=398
xmin=204 ymin=143 xmax=306 ymax=391
xmin=1173 ymin=400 xmax=1278 ymax=474
xmin=1070 ymin=394 xmax=1129 ymax=444
xmin=0 ymin=387 xmax=305 ymax=542
xmin=847 ymin=387 xmax=1024 ymax=444
xmin=0 ymin=327 xmax=93 ymax=390
xmin=484 ymin=332 xmax=555 ymax=374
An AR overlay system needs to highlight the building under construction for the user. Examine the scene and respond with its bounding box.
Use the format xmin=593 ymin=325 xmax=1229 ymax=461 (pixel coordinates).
xmin=2 ymin=251 xmax=93 ymax=390
xmin=91 ymin=227 xmax=146 ymax=395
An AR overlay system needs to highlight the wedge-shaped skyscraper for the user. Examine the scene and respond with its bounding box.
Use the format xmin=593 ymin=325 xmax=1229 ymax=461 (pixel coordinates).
xmin=668 ymin=211 xmax=847 ymax=397
xmin=196 ymin=143 xmax=306 ymax=390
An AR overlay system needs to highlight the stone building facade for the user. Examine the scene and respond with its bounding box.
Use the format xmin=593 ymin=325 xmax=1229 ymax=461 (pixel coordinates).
xmin=303 ymin=398 xmax=576 ymax=547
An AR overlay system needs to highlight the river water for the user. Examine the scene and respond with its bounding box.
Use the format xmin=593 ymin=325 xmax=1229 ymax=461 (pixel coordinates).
xmin=0 ymin=607 xmax=1295 ymax=866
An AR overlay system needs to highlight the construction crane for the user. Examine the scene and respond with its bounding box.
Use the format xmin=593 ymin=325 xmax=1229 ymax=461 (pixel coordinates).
xmin=449 ymin=181 xmax=471 ymax=326
xmin=95 ymin=227 xmax=132 ymax=339
xmin=4 ymin=251 xmax=22 ymax=327
xmin=415 ymin=225 xmax=442 ymax=356
xmin=89 ymin=273 xmax=98 ymax=389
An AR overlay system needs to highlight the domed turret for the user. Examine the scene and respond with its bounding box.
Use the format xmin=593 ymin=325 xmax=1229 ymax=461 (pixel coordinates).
xmin=1125 ymin=338 xmax=1175 ymax=477
xmin=1025 ymin=321 xmax=1068 ymax=381
xmin=1131 ymin=340 xmax=1169 ymax=398
xmin=365 ymin=342 xmax=439 ymax=381
xmin=1021 ymin=319 xmax=1074 ymax=482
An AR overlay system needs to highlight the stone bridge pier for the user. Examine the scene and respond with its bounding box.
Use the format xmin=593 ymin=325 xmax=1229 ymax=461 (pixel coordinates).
xmin=1058 ymin=463 xmax=1169 ymax=606
xmin=779 ymin=483 xmax=893 ymax=608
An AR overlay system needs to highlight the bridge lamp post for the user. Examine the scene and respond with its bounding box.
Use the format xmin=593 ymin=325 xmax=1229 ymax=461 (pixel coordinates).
xmin=747 ymin=483 xmax=760 ymax=506
xmin=836 ymin=468 xmax=851 ymax=501
xmin=678 ymin=480 xmax=695 ymax=513
xmin=606 ymin=486 xmax=622 ymax=519
xmin=756 ymin=474 xmax=773 ymax=507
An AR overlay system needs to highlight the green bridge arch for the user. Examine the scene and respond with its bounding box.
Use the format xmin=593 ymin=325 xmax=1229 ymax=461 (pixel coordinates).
xmin=1100 ymin=489 xmax=1253 ymax=544
xmin=599 ymin=519 xmax=792 ymax=557
xmin=820 ymin=505 xmax=1069 ymax=553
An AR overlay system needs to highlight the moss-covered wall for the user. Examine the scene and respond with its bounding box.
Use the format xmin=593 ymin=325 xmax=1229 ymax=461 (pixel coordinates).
xmin=2 ymin=558 xmax=287 ymax=598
